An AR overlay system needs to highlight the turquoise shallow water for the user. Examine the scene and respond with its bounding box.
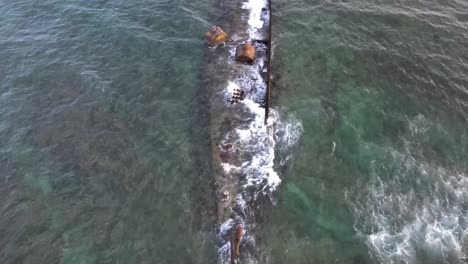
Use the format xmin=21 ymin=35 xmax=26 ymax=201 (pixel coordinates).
xmin=260 ymin=0 xmax=468 ymax=263
xmin=1 ymin=0 xmax=468 ymax=263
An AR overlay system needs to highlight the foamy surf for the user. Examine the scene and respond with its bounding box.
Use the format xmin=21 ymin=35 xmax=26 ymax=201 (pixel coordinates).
xmin=214 ymin=0 xmax=303 ymax=263
xmin=217 ymin=92 xmax=302 ymax=264
xmin=220 ymin=98 xmax=302 ymax=193
xmin=242 ymin=0 xmax=269 ymax=39
xmin=217 ymin=63 xmax=302 ymax=264
xmin=352 ymin=147 xmax=468 ymax=264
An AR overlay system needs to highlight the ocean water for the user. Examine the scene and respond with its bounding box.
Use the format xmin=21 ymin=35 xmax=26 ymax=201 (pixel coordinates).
xmin=0 ymin=0 xmax=220 ymax=263
xmin=0 ymin=0 xmax=467 ymax=264
xmin=260 ymin=0 xmax=468 ymax=263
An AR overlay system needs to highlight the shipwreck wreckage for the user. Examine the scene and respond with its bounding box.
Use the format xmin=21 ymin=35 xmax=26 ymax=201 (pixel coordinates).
xmin=203 ymin=0 xmax=275 ymax=263
xmin=203 ymin=1 xmax=468 ymax=264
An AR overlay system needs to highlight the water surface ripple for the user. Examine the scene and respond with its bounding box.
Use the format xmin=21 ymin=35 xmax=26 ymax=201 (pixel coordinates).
xmin=0 ymin=0 xmax=220 ymax=263
xmin=258 ymin=0 xmax=468 ymax=263
xmin=1 ymin=0 xmax=468 ymax=263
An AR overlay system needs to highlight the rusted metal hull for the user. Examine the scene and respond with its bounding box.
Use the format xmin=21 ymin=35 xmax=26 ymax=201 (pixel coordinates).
xmin=205 ymin=0 xmax=271 ymax=264
xmin=264 ymin=0 xmax=272 ymax=125
xmin=203 ymin=0 xmax=272 ymax=263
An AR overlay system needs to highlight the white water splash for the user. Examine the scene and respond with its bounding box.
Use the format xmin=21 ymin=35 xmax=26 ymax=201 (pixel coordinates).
xmin=216 ymin=0 xmax=303 ymax=263
xmin=218 ymin=77 xmax=302 ymax=264
xmin=221 ymin=98 xmax=302 ymax=192
xmin=242 ymin=0 xmax=268 ymax=34
xmin=353 ymin=148 xmax=468 ymax=264
xmin=226 ymin=81 xmax=241 ymax=94
xmin=216 ymin=62 xmax=303 ymax=264
xmin=218 ymin=218 xmax=236 ymax=263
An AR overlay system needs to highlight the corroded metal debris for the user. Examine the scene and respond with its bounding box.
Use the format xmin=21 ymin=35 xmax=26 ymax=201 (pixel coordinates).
xmin=205 ymin=26 xmax=229 ymax=47
xmin=203 ymin=0 xmax=273 ymax=263
xmin=230 ymin=225 xmax=244 ymax=264
xmin=235 ymin=43 xmax=256 ymax=64
xmin=227 ymin=86 xmax=244 ymax=104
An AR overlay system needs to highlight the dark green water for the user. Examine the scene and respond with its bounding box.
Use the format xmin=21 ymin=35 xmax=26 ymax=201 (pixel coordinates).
xmin=1 ymin=0 xmax=219 ymax=263
xmin=0 ymin=0 xmax=467 ymax=263
xmin=260 ymin=0 xmax=468 ymax=263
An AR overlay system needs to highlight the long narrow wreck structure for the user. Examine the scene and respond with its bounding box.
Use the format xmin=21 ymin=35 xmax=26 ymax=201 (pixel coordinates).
xmin=203 ymin=0 xmax=275 ymax=263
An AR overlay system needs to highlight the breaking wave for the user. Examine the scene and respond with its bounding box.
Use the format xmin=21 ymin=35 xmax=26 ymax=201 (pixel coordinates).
xmin=215 ymin=1 xmax=302 ymax=263
xmin=351 ymin=115 xmax=468 ymax=264
xmin=217 ymin=99 xmax=302 ymax=264
xmin=242 ymin=0 xmax=268 ymax=39
xmin=220 ymin=93 xmax=303 ymax=193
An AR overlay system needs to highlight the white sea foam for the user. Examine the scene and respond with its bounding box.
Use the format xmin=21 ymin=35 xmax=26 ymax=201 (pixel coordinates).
xmin=217 ymin=80 xmax=302 ymax=263
xmin=226 ymin=81 xmax=240 ymax=94
xmin=221 ymin=52 xmax=302 ymax=194
xmin=220 ymin=96 xmax=302 ymax=193
xmin=242 ymin=0 xmax=268 ymax=35
xmin=218 ymin=195 xmax=261 ymax=264
xmin=349 ymin=114 xmax=468 ymax=263
xmin=353 ymin=147 xmax=468 ymax=264
xmin=217 ymin=59 xmax=302 ymax=264
xmin=216 ymin=0 xmax=303 ymax=263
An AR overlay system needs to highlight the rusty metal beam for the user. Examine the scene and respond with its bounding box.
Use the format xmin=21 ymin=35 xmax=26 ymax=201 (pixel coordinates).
xmin=264 ymin=0 xmax=272 ymax=125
